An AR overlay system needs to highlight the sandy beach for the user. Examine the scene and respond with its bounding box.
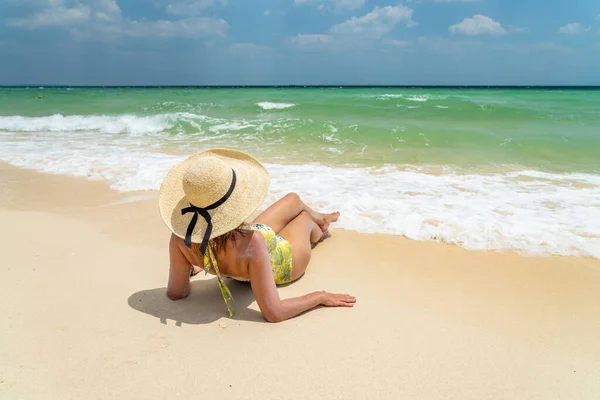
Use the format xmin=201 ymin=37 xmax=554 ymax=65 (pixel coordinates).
xmin=1 ymin=161 xmax=599 ymax=399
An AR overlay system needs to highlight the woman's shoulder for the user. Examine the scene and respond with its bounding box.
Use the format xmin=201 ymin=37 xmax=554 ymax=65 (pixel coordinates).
xmin=237 ymin=229 xmax=268 ymax=259
xmin=246 ymin=229 xmax=268 ymax=249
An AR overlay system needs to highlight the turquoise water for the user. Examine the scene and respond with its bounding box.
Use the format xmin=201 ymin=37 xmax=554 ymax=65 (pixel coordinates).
xmin=1 ymin=87 xmax=599 ymax=257
xmin=1 ymin=87 xmax=599 ymax=172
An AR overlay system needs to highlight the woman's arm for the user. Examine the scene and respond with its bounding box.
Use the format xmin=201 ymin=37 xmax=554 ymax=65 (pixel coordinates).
xmin=167 ymin=234 xmax=202 ymax=300
xmin=248 ymin=234 xmax=355 ymax=322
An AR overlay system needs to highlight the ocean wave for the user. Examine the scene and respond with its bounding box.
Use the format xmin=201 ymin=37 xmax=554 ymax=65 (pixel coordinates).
xmin=0 ymin=113 xmax=318 ymax=150
xmin=405 ymin=94 xmax=449 ymax=102
xmin=257 ymin=102 xmax=296 ymax=110
xmin=0 ymin=136 xmax=599 ymax=258
xmin=209 ymin=122 xmax=256 ymax=133
xmin=406 ymin=96 xmax=429 ymax=102
xmin=374 ymin=94 xmax=404 ymax=100
xmin=0 ymin=113 xmax=176 ymax=135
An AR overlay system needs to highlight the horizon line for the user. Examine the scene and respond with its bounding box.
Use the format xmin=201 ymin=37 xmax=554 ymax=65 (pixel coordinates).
xmin=2 ymin=84 xmax=600 ymax=89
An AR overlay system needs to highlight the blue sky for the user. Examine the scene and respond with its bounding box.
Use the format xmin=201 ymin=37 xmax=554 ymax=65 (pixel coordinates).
xmin=0 ymin=0 xmax=599 ymax=85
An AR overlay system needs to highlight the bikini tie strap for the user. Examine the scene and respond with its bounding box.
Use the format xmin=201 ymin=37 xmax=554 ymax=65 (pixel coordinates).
xmin=181 ymin=169 xmax=237 ymax=256
xmin=205 ymin=246 xmax=236 ymax=318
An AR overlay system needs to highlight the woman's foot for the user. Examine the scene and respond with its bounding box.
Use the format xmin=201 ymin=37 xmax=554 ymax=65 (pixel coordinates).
xmin=311 ymin=231 xmax=332 ymax=249
xmin=319 ymin=212 xmax=340 ymax=233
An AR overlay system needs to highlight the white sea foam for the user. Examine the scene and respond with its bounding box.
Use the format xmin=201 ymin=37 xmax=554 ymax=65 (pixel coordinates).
xmin=321 ymin=133 xmax=340 ymax=143
xmin=407 ymin=96 xmax=429 ymax=102
xmin=264 ymin=164 xmax=600 ymax=259
xmin=209 ymin=122 xmax=255 ymax=133
xmin=257 ymin=102 xmax=296 ymax=110
xmin=375 ymin=94 xmax=404 ymax=100
xmin=1 ymin=114 xmax=599 ymax=259
xmin=0 ymin=113 xmax=175 ymax=135
xmin=436 ymin=105 xmax=449 ymax=109
xmin=395 ymin=104 xmax=420 ymax=109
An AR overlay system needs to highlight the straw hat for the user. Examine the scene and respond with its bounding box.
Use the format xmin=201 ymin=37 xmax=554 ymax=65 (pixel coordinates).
xmin=159 ymin=149 xmax=270 ymax=253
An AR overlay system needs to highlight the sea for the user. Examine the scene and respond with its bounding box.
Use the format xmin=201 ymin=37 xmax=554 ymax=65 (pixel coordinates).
xmin=1 ymin=86 xmax=599 ymax=258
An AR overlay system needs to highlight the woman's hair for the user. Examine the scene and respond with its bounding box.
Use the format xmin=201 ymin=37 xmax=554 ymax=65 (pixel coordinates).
xmin=207 ymin=223 xmax=249 ymax=256
xmin=191 ymin=223 xmax=250 ymax=260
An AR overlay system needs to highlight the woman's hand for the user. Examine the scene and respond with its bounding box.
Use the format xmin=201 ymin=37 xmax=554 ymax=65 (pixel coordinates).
xmin=320 ymin=291 xmax=356 ymax=307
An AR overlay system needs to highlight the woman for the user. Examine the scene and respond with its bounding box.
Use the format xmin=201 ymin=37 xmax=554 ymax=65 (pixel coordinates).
xmin=159 ymin=148 xmax=356 ymax=322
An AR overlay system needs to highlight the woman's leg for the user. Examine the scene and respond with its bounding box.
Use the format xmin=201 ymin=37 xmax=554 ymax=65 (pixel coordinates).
xmin=254 ymin=192 xmax=339 ymax=234
xmin=278 ymin=211 xmax=323 ymax=281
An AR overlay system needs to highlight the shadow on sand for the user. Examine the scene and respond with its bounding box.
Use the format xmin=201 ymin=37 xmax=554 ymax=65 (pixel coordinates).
xmin=128 ymin=277 xmax=264 ymax=326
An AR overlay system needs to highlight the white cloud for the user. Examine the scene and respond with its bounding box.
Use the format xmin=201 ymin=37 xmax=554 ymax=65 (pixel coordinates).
xmin=435 ymin=0 xmax=480 ymax=2
xmin=294 ymin=0 xmax=365 ymax=12
xmin=71 ymin=17 xmax=228 ymax=40
xmin=8 ymin=0 xmax=228 ymax=39
xmin=449 ymin=15 xmax=507 ymax=36
xmin=264 ymin=9 xmax=271 ymax=16
xmin=288 ymin=34 xmax=333 ymax=47
xmin=290 ymin=5 xmax=415 ymax=50
xmin=119 ymin=18 xmax=227 ymax=38
xmin=559 ymin=23 xmax=590 ymax=35
xmin=9 ymin=1 xmax=91 ymax=28
xmin=330 ymin=5 xmax=415 ymax=38
xmin=390 ymin=39 xmax=411 ymax=48
xmin=164 ymin=0 xmax=227 ymax=16
xmin=90 ymin=0 xmax=121 ymax=23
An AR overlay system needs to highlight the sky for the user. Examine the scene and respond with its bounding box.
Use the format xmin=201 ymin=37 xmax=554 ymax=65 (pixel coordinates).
xmin=0 ymin=0 xmax=599 ymax=85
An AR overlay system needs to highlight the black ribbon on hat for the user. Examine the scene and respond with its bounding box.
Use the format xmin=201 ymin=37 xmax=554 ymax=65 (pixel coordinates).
xmin=181 ymin=169 xmax=237 ymax=256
